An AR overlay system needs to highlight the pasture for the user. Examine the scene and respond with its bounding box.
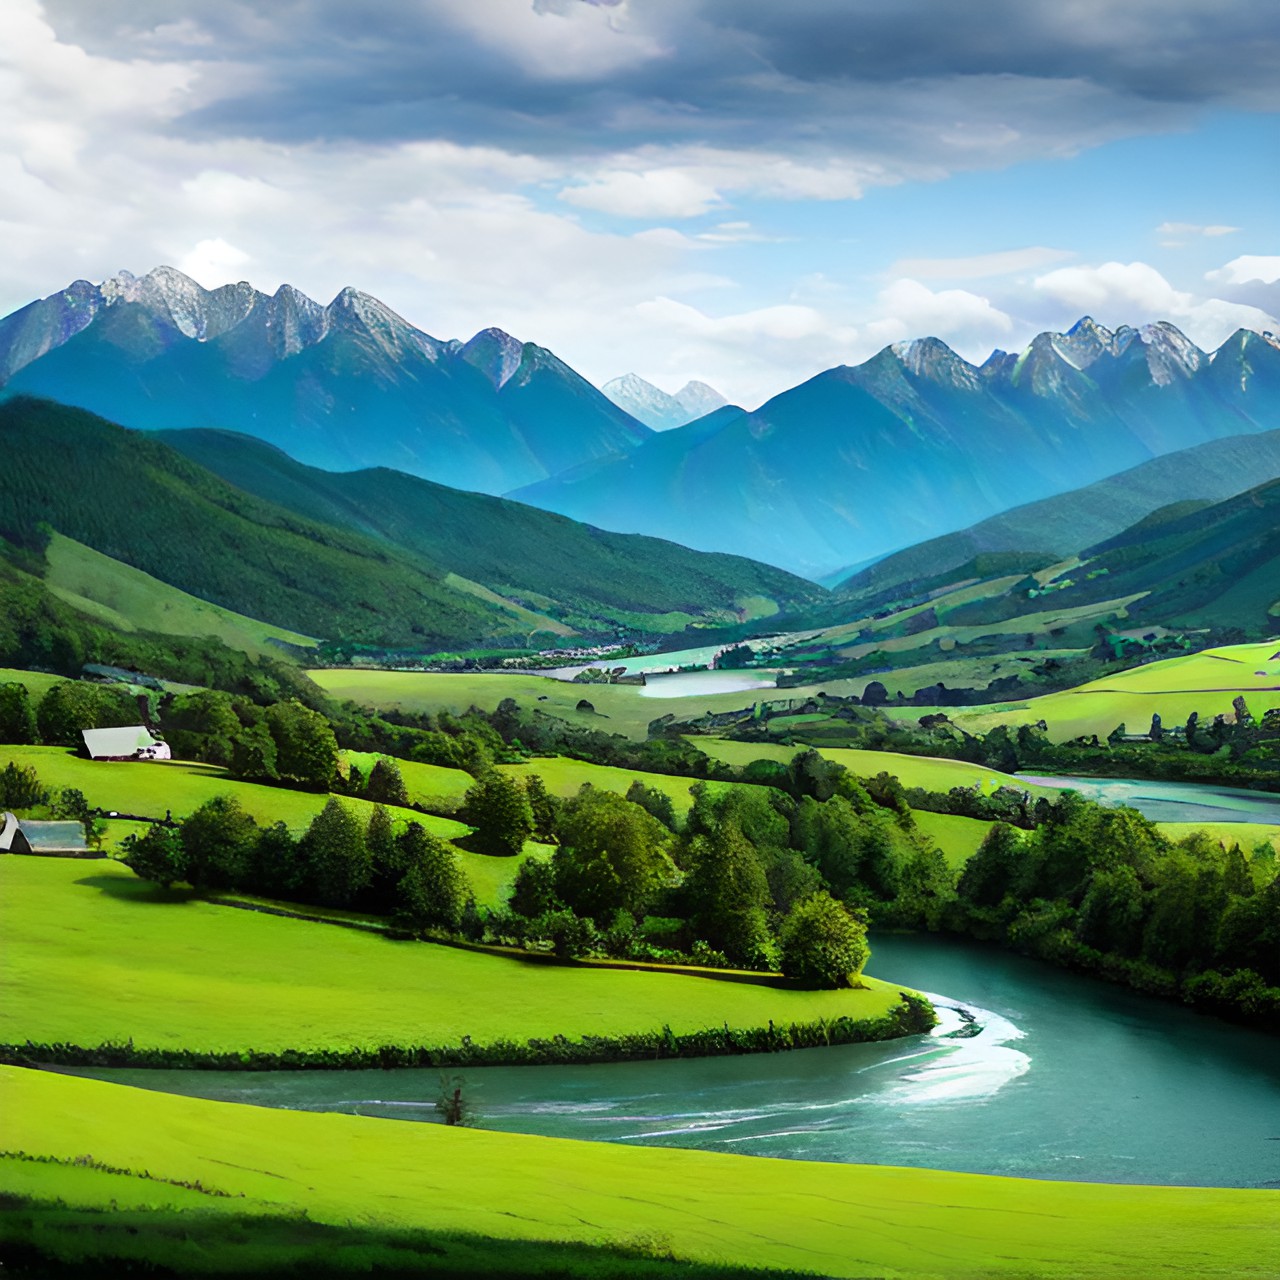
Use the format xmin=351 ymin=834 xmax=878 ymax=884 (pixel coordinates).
xmin=0 ymin=858 xmax=907 ymax=1056
xmin=2 ymin=1066 xmax=1271 ymax=1280
xmin=953 ymin=640 xmax=1280 ymax=741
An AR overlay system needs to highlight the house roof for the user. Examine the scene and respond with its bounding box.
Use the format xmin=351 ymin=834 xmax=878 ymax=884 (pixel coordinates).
xmin=81 ymin=725 xmax=160 ymax=758
xmin=13 ymin=819 xmax=88 ymax=852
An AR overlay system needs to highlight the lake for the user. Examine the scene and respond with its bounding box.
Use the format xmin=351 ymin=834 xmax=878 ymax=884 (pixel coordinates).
xmin=67 ymin=933 xmax=1280 ymax=1188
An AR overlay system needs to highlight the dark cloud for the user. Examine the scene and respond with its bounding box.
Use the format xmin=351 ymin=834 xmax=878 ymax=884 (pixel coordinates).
xmin=40 ymin=0 xmax=1280 ymax=164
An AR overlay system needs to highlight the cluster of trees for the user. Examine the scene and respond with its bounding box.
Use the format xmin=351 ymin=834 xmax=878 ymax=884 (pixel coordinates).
xmin=952 ymin=799 xmax=1279 ymax=1026
xmin=123 ymin=795 xmax=472 ymax=935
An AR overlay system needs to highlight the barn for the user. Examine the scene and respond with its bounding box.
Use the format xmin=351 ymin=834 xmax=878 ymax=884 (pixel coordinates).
xmin=81 ymin=726 xmax=171 ymax=761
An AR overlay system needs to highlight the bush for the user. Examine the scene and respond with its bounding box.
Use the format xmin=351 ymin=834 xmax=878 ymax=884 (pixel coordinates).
xmin=780 ymin=891 xmax=870 ymax=988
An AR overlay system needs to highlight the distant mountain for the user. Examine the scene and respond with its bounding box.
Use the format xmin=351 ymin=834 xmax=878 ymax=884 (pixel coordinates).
xmin=602 ymin=374 xmax=728 ymax=430
xmin=513 ymin=320 xmax=1280 ymax=578
xmin=0 ymin=267 xmax=651 ymax=495
xmin=833 ymin=427 xmax=1280 ymax=606
xmin=0 ymin=398 xmax=821 ymax=650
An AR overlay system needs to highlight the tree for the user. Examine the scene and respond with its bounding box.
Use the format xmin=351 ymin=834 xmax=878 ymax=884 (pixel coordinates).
xmin=162 ymin=690 xmax=239 ymax=765
xmin=364 ymin=803 xmax=400 ymax=911
xmin=0 ymin=762 xmax=45 ymax=810
xmin=464 ymin=771 xmax=534 ymax=856
xmin=300 ymin=798 xmax=370 ymax=908
xmin=524 ymin=773 xmax=560 ymax=841
xmin=37 ymin=682 xmax=106 ymax=745
xmin=509 ymin=857 xmax=561 ymax=918
xmin=247 ymin=821 xmax=303 ymax=899
xmin=780 ymin=891 xmax=870 ymax=988
xmin=957 ymin=823 xmax=1023 ymax=908
xmin=179 ymin=795 xmax=259 ymax=891
xmin=396 ymin=822 xmax=467 ymax=931
xmin=551 ymin=789 xmax=673 ymax=923
xmin=0 ymin=683 xmax=37 ymax=744
xmin=624 ymin=779 xmax=678 ymax=832
xmin=266 ymin=700 xmax=338 ymax=788
xmin=435 ymin=1074 xmax=476 ymax=1126
xmin=230 ymin=722 xmax=278 ymax=780
xmin=53 ymin=787 xmax=104 ymax=850
xmin=367 ymin=757 xmax=409 ymax=806
xmin=682 ymin=820 xmax=773 ymax=968
xmin=123 ymin=824 xmax=187 ymax=890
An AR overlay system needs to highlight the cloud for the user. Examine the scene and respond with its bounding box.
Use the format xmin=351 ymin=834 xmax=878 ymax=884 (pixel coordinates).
xmin=1034 ymin=260 xmax=1277 ymax=348
xmin=861 ymin=280 xmax=1015 ymax=358
xmin=890 ymin=247 xmax=1072 ymax=281
xmin=1155 ymin=221 xmax=1240 ymax=237
xmin=560 ymin=168 xmax=722 ymax=218
xmin=1206 ymin=255 xmax=1280 ymax=286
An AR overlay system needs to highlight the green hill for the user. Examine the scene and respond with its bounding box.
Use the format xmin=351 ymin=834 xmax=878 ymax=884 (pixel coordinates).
xmin=0 ymin=399 xmax=824 ymax=651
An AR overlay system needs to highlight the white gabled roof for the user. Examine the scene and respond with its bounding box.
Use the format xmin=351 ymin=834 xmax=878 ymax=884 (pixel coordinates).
xmin=81 ymin=725 xmax=160 ymax=758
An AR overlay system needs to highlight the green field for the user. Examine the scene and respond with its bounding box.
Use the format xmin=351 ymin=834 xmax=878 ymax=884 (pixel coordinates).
xmin=954 ymin=640 xmax=1280 ymax=741
xmin=340 ymin=749 xmax=473 ymax=802
xmin=44 ymin=532 xmax=318 ymax=657
xmin=0 ymin=667 xmax=65 ymax=700
xmin=2 ymin=1067 xmax=1272 ymax=1280
xmin=0 ymin=858 xmax=906 ymax=1055
xmin=498 ymin=756 xmax=736 ymax=812
xmin=0 ymin=745 xmax=467 ymax=840
xmin=912 ymin=811 xmax=996 ymax=867
xmin=696 ymin=737 xmax=1059 ymax=796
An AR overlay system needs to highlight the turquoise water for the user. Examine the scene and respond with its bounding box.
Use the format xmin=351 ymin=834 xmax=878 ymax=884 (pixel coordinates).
xmin=68 ymin=934 xmax=1280 ymax=1188
xmin=1018 ymin=774 xmax=1280 ymax=824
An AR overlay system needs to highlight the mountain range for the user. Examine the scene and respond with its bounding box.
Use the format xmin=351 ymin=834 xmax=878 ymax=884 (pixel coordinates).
xmin=514 ymin=321 xmax=1280 ymax=576
xmin=4 ymin=268 xmax=1280 ymax=582
xmin=601 ymin=374 xmax=728 ymax=430
xmin=0 ymin=268 xmax=650 ymax=495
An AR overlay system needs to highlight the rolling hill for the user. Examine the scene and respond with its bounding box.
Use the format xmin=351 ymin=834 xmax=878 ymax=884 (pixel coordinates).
xmin=0 ymin=398 xmax=823 ymax=650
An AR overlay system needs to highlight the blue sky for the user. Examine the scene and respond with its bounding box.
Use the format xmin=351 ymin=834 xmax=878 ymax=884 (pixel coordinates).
xmin=2 ymin=0 xmax=1277 ymax=404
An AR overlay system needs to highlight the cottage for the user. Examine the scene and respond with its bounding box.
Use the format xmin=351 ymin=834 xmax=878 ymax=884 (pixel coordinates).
xmin=0 ymin=812 xmax=90 ymax=856
xmin=81 ymin=726 xmax=171 ymax=762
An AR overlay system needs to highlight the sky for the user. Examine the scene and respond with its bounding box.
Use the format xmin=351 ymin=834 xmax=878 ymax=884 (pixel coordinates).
xmin=3 ymin=0 xmax=1278 ymax=406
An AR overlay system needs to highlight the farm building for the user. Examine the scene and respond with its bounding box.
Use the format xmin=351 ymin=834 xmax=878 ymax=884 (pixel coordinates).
xmin=81 ymin=726 xmax=171 ymax=761
xmin=0 ymin=812 xmax=90 ymax=856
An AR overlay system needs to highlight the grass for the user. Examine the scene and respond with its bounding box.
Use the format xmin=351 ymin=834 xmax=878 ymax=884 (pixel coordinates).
xmin=43 ymin=532 xmax=318 ymax=656
xmin=0 ymin=668 xmax=64 ymax=700
xmin=0 ymin=745 xmax=467 ymax=840
xmin=953 ymin=640 xmax=1280 ymax=742
xmin=695 ymin=737 xmax=1059 ymax=796
xmin=1 ymin=1067 xmax=1274 ymax=1280
xmin=497 ymin=756 xmax=736 ymax=813
xmin=340 ymin=749 xmax=473 ymax=803
xmin=0 ymin=858 xmax=907 ymax=1056
xmin=911 ymin=811 xmax=995 ymax=868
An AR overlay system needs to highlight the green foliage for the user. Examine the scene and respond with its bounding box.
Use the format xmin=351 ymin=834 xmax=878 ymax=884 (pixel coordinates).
xmin=957 ymin=823 xmax=1024 ymax=908
xmin=780 ymin=891 xmax=871 ymax=988
xmin=35 ymin=681 xmax=135 ymax=746
xmin=509 ymin=857 xmax=562 ymax=918
xmin=625 ymin=778 xmax=679 ymax=831
xmin=366 ymin=756 xmax=409 ymax=806
xmin=551 ymin=788 xmax=674 ymax=923
xmin=300 ymin=797 xmax=371 ymax=908
xmin=0 ymin=682 xmax=37 ymax=744
xmin=0 ymin=761 xmax=46 ymax=810
xmin=464 ymin=771 xmax=534 ymax=857
xmin=122 ymin=825 xmax=187 ymax=890
xmin=523 ymin=771 xmax=560 ymax=841
xmin=396 ymin=822 xmax=467 ymax=932
xmin=266 ymin=700 xmax=338 ymax=788
xmin=178 ymin=796 xmax=259 ymax=892
xmin=682 ymin=820 xmax=774 ymax=968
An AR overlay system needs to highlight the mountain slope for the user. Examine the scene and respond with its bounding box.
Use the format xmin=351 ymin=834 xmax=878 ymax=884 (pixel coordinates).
xmin=834 ymin=427 xmax=1280 ymax=605
xmin=157 ymin=427 xmax=824 ymax=629
xmin=513 ymin=320 xmax=1280 ymax=577
xmin=0 ymin=268 xmax=651 ymax=495
xmin=0 ymin=398 xmax=822 ymax=650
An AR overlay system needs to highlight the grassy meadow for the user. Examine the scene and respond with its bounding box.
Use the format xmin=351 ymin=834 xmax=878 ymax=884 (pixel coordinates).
xmin=0 ymin=857 xmax=907 ymax=1056
xmin=44 ymin=532 xmax=318 ymax=656
xmin=2 ymin=1066 xmax=1273 ymax=1280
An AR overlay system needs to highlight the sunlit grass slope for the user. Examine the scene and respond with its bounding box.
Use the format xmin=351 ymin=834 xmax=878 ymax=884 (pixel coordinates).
xmin=0 ymin=745 xmax=466 ymax=839
xmin=0 ymin=858 xmax=904 ymax=1055
xmin=43 ymin=532 xmax=318 ymax=657
xmin=956 ymin=640 xmax=1280 ymax=741
xmin=2 ymin=1068 xmax=1272 ymax=1280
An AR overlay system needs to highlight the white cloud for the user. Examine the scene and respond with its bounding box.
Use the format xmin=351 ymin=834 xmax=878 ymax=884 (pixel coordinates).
xmin=560 ymin=168 xmax=722 ymax=218
xmin=177 ymin=237 xmax=252 ymax=287
xmin=862 ymin=279 xmax=1014 ymax=357
xmin=890 ymin=246 xmax=1072 ymax=281
xmin=1034 ymin=260 xmax=1277 ymax=349
xmin=1155 ymin=221 xmax=1240 ymax=237
xmin=1206 ymin=255 xmax=1280 ymax=286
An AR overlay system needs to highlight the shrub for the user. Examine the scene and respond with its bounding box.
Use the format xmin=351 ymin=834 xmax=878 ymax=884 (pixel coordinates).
xmin=780 ymin=891 xmax=870 ymax=989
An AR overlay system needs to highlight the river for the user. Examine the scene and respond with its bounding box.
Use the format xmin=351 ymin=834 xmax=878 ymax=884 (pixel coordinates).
xmin=1017 ymin=774 xmax=1280 ymax=825
xmin=65 ymin=934 xmax=1280 ymax=1188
